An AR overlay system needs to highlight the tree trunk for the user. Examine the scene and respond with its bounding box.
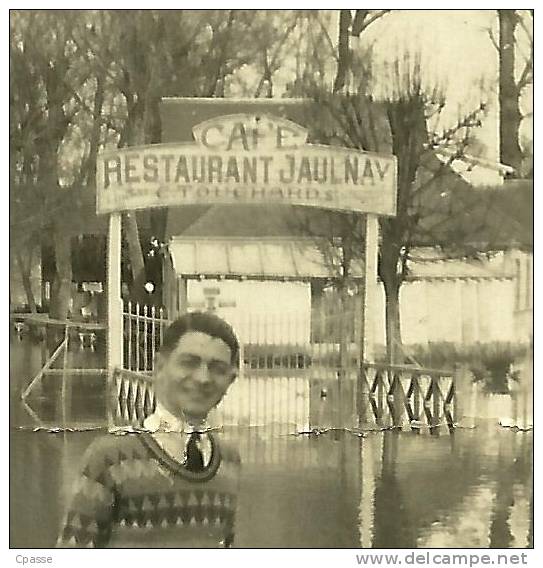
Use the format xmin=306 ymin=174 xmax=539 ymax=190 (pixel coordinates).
xmin=121 ymin=91 xmax=161 ymax=305
xmin=498 ymin=9 xmax=523 ymax=176
xmin=15 ymin=252 xmax=38 ymax=313
xmin=338 ymin=284 xmax=350 ymax=372
xmin=124 ymin=211 xmax=147 ymax=302
xmin=383 ymin=277 xmax=402 ymax=365
xmin=333 ymin=10 xmax=352 ymax=93
xmin=49 ymin=228 xmax=72 ymax=320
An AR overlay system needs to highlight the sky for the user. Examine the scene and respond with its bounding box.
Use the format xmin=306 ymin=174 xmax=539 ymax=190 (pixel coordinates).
xmin=355 ymin=9 xmax=531 ymax=164
xmin=261 ymin=9 xmax=531 ymax=165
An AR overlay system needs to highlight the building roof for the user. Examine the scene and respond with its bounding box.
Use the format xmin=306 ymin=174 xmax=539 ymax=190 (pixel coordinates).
xmin=405 ymin=249 xmax=514 ymax=281
xmin=168 ymin=236 xmax=340 ymax=280
xmin=168 ymin=237 xmax=513 ymax=281
xmin=435 ymin=149 xmax=513 ymax=187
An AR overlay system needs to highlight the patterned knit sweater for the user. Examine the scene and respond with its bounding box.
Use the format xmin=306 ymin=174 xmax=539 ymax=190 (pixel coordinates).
xmin=56 ymin=432 xmax=240 ymax=548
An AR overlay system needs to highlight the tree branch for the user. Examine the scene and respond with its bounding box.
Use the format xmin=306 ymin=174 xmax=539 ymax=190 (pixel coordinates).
xmin=516 ymin=39 xmax=533 ymax=92
xmin=205 ymin=10 xmax=236 ymax=97
xmin=313 ymin=13 xmax=339 ymax=62
xmin=351 ymin=9 xmax=390 ymax=36
xmin=487 ymin=27 xmax=500 ymax=51
xmin=254 ymin=15 xmax=298 ymax=98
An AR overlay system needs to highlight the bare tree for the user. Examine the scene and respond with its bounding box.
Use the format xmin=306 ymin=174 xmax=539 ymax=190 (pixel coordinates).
xmin=333 ymin=9 xmax=390 ymax=93
xmin=495 ymin=10 xmax=533 ymax=177
xmin=295 ymin=56 xmax=488 ymax=364
xmin=252 ymin=11 xmax=301 ymax=98
xmin=11 ymin=10 xmax=316 ymax=311
xmin=10 ymin=11 xmax=94 ymax=319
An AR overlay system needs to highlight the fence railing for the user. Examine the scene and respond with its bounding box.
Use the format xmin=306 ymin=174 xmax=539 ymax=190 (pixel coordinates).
xmin=118 ymin=304 xmax=458 ymax=432
xmin=122 ymin=303 xmax=360 ymax=378
xmin=110 ymin=367 xmax=310 ymax=431
xmin=111 ymin=368 xmax=157 ymax=428
xmin=21 ymin=331 xmax=69 ymax=400
xmin=359 ymin=363 xmax=456 ymax=430
xmin=111 ymin=364 xmax=457 ymax=433
xmin=19 ymin=320 xmax=108 ymax=401
xmin=123 ymin=302 xmax=170 ymax=372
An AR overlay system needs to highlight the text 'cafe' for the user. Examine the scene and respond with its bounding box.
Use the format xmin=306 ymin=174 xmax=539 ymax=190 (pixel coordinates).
xmin=97 ymin=114 xmax=397 ymax=214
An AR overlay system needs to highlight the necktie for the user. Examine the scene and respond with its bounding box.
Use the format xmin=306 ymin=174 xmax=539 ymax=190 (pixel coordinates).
xmin=184 ymin=432 xmax=205 ymax=472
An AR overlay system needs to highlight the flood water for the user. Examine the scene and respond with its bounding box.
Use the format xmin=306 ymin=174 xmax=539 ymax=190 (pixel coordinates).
xmin=10 ymin=334 xmax=533 ymax=549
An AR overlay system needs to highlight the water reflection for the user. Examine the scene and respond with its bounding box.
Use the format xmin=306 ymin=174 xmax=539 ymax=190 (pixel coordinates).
xmin=10 ymin=334 xmax=107 ymax=429
xmin=10 ymin=336 xmax=533 ymax=548
xmin=10 ymin=426 xmax=533 ymax=548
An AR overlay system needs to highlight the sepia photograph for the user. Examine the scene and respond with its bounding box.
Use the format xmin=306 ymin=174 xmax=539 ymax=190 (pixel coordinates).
xmin=9 ymin=7 xmax=533 ymax=555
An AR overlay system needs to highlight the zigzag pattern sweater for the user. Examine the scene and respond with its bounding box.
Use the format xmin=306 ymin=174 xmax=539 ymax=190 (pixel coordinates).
xmin=56 ymin=432 xmax=240 ymax=548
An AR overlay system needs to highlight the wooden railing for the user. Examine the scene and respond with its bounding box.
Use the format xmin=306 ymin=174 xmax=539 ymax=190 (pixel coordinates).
xmin=359 ymin=363 xmax=456 ymax=430
xmin=20 ymin=322 xmax=108 ymax=401
xmin=109 ymin=368 xmax=310 ymax=431
xmin=20 ymin=331 xmax=69 ymax=400
xmin=111 ymin=363 xmax=460 ymax=435
xmin=111 ymin=368 xmax=156 ymax=428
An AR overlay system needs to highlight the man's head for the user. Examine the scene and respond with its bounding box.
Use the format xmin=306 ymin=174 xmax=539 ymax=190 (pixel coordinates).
xmin=154 ymin=312 xmax=240 ymax=422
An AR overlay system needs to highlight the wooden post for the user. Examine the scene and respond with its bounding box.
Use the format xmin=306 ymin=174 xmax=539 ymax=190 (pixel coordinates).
xmin=60 ymin=324 xmax=70 ymax=426
xmin=107 ymin=213 xmax=123 ymax=370
xmin=358 ymin=214 xmax=379 ymax=425
xmin=360 ymin=214 xmax=379 ymax=364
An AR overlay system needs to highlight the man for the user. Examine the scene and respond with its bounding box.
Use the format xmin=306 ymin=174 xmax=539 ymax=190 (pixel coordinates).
xmin=57 ymin=312 xmax=241 ymax=548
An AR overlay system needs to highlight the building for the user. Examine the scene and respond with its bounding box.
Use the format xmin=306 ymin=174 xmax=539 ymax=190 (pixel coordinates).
xmin=157 ymin=98 xmax=532 ymax=353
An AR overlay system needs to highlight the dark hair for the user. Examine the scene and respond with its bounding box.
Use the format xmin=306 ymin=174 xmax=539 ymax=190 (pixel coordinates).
xmin=159 ymin=312 xmax=240 ymax=367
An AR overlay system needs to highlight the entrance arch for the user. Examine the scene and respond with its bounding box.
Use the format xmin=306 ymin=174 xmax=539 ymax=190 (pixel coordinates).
xmin=97 ymin=100 xmax=397 ymax=371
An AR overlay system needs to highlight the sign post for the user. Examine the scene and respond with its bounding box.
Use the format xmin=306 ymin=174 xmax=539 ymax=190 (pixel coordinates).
xmin=361 ymin=214 xmax=379 ymax=365
xmin=107 ymin=213 xmax=123 ymax=371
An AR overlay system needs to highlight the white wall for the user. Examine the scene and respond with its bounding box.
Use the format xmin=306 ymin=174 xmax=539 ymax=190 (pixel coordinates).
xmin=187 ymin=279 xmax=311 ymax=344
xmin=187 ymin=274 xmax=517 ymax=350
xmin=373 ymin=277 xmax=516 ymax=347
xmin=503 ymin=250 xmax=533 ymax=343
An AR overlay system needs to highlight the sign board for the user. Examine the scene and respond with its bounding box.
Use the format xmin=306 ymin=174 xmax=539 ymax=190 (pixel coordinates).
xmin=97 ymin=114 xmax=397 ymax=216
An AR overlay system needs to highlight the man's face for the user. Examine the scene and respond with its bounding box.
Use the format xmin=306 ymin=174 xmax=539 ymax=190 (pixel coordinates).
xmin=154 ymin=331 xmax=236 ymax=421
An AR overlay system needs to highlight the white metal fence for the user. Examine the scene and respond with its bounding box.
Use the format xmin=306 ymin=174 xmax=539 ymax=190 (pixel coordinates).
xmin=123 ymin=302 xmax=169 ymax=372
xmin=119 ymin=302 xmax=360 ymax=429
xmin=116 ymin=303 xmax=465 ymax=432
xmin=122 ymin=302 xmax=360 ymax=379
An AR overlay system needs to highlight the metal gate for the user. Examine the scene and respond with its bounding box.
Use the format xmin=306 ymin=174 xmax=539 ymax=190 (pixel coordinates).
xmin=122 ymin=302 xmax=360 ymax=379
xmin=118 ymin=302 xmax=360 ymax=429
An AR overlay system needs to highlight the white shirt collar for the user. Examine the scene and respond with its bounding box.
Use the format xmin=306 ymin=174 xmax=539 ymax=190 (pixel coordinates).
xmin=143 ymin=403 xmax=214 ymax=467
xmin=143 ymin=403 xmax=208 ymax=433
xmin=143 ymin=403 xmax=184 ymax=432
